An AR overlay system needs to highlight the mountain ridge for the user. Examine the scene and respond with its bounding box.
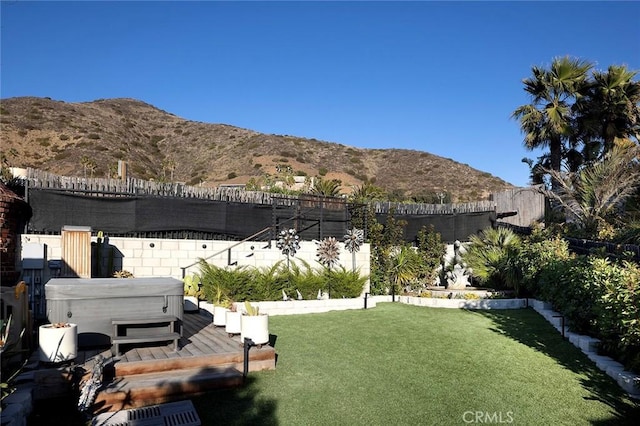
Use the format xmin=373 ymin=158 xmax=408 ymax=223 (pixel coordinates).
xmin=0 ymin=96 xmax=514 ymax=202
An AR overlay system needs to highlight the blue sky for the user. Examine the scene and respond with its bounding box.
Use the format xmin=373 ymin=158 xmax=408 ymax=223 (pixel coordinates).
xmin=1 ymin=1 xmax=639 ymax=187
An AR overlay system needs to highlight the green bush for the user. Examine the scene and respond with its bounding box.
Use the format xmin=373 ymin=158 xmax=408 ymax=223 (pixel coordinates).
xmin=596 ymin=260 xmax=640 ymax=371
xmin=325 ymin=266 xmax=369 ymax=298
xmin=416 ymin=225 xmax=446 ymax=285
xmin=462 ymin=227 xmax=522 ymax=292
xmin=512 ymin=234 xmax=572 ymax=296
xmin=198 ymin=261 xmax=253 ymax=304
xmin=197 ymin=258 xmax=366 ymax=303
xmin=286 ymin=260 xmax=325 ymax=299
xmin=535 ymin=253 xmax=640 ymax=372
xmin=247 ymin=261 xmax=289 ymax=301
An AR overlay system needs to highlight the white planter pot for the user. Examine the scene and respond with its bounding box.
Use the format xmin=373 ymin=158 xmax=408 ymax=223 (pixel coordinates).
xmin=213 ymin=306 xmax=229 ymax=326
xmin=184 ymin=296 xmax=199 ymax=313
xmin=225 ymin=311 xmax=242 ymax=335
xmin=241 ymin=314 xmax=269 ymax=345
xmin=38 ymin=323 xmax=77 ymax=362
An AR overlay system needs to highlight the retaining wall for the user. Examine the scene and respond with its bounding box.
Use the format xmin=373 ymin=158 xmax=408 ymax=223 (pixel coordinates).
xmin=19 ymin=234 xmax=371 ymax=286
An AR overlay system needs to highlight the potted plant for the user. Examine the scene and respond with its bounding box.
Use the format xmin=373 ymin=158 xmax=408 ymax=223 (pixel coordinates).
xmin=38 ymin=322 xmax=77 ymax=363
xmin=183 ymin=273 xmax=202 ymax=313
xmin=225 ymin=302 xmax=242 ymax=337
xmin=240 ymin=301 xmax=269 ymax=346
xmin=212 ymin=285 xmax=232 ymax=327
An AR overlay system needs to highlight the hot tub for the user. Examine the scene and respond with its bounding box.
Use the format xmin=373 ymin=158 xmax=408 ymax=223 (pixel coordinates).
xmin=45 ymin=277 xmax=184 ymax=347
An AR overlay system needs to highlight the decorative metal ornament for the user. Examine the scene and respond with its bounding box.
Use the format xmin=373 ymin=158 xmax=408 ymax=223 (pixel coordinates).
xmin=343 ymin=228 xmax=364 ymax=253
xmin=276 ymin=228 xmax=300 ymax=257
xmin=316 ymin=237 xmax=340 ymax=269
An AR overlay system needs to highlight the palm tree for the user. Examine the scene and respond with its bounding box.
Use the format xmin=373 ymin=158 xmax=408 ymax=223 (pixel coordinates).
xmin=578 ymin=65 xmax=640 ymax=155
xmin=512 ymin=56 xmax=593 ymax=189
xmin=80 ymin=156 xmax=91 ymax=178
xmin=545 ymin=141 xmax=640 ymax=236
xmin=349 ymin=182 xmax=386 ymax=203
xmin=310 ymin=178 xmax=341 ymax=197
xmin=462 ymin=227 xmax=522 ymax=294
xmin=386 ymin=245 xmax=421 ymax=295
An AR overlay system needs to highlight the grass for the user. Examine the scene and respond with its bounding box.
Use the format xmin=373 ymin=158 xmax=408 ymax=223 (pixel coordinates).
xmin=192 ymin=303 xmax=639 ymax=425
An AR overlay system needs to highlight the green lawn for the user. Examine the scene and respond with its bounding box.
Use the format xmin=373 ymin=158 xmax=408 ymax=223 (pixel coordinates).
xmin=192 ymin=303 xmax=639 ymax=425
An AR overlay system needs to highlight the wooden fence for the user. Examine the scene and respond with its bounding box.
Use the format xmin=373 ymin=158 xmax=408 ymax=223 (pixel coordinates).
xmin=490 ymin=186 xmax=546 ymax=227
xmin=20 ymin=168 xmax=543 ymax=226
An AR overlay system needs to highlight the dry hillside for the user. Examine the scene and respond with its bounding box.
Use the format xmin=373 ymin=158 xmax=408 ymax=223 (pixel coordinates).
xmin=0 ymin=97 xmax=514 ymax=201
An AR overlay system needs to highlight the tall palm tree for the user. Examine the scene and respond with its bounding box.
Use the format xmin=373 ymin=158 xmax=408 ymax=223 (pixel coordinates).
xmin=578 ymin=65 xmax=640 ymax=155
xmin=512 ymin=56 xmax=593 ymax=189
xmin=545 ymin=141 xmax=640 ymax=235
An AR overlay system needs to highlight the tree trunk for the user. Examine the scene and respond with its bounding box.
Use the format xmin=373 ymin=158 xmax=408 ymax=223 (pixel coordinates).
xmin=549 ymin=137 xmax=563 ymax=191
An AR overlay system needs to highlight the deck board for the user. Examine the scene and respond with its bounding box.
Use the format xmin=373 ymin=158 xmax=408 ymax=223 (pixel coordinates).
xmin=35 ymin=310 xmax=275 ymax=411
xmin=108 ymin=311 xmax=274 ymax=366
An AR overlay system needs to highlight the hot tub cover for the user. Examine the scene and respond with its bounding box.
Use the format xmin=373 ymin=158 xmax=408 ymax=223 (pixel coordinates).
xmin=45 ymin=277 xmax=184 ymax=299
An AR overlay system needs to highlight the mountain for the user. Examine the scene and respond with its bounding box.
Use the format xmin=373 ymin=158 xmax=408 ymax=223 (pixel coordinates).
xmin=0 ymin=96 xmax=514 ymax=201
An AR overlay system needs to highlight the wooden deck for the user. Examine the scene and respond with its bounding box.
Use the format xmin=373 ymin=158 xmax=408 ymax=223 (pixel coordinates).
xmin=34 ymin=310 xmax=276 ymax=412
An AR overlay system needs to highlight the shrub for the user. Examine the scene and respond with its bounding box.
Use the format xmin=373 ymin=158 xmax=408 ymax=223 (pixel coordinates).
xmin=247 ymin=261 xmax=288 ymax=301
xmin=416 ymin=225 xmax=446 ymax=285
xmin=198 ymin=261 xmax=253 ymax=304
xmin=324 ymin=266 xmax=369 ymax=298
xmin=512 ymin=233 xmax=572 ymax=296
xmin=596 ymin=260 xmax=640 ymax=371
xmin=463 ymin=227 xmax=522 ymax=292
xmin=196 ymin=258 xmax=366 ymax=303
xmin=536 ymin=254 xmax=640 ymax=372
xmin=227 ymin=172 xmax=237 ymax=179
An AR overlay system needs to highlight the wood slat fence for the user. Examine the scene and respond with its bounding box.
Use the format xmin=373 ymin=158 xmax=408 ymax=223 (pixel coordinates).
xmin=21 ymin=168 xmax=524 ymax=213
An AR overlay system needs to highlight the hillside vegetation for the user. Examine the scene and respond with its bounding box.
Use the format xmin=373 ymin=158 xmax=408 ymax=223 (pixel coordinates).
xmin=0 ymin=97 xmax=513 ymax=201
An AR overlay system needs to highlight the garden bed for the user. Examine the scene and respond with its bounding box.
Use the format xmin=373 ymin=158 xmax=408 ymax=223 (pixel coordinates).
xmin=198 ymin=297 xmax=375 ymax=316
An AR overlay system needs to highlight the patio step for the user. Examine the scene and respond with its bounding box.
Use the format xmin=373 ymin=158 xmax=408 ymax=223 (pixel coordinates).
xmin=93 ymin=365 xmax=243 ymax=411
xmin=113 ymin=345 xmax=276 ymax=376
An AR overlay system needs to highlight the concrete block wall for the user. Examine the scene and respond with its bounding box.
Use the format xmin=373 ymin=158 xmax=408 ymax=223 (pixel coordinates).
xmin=199 ymin=297 xmax=375 ymax=317
xmin=376 ymin=295 xmax=527 ymax=309
xmin=19 ymin=234 xmax=371 ymax=287
xmin=529 ymin=298 xmax=639 ymax=399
